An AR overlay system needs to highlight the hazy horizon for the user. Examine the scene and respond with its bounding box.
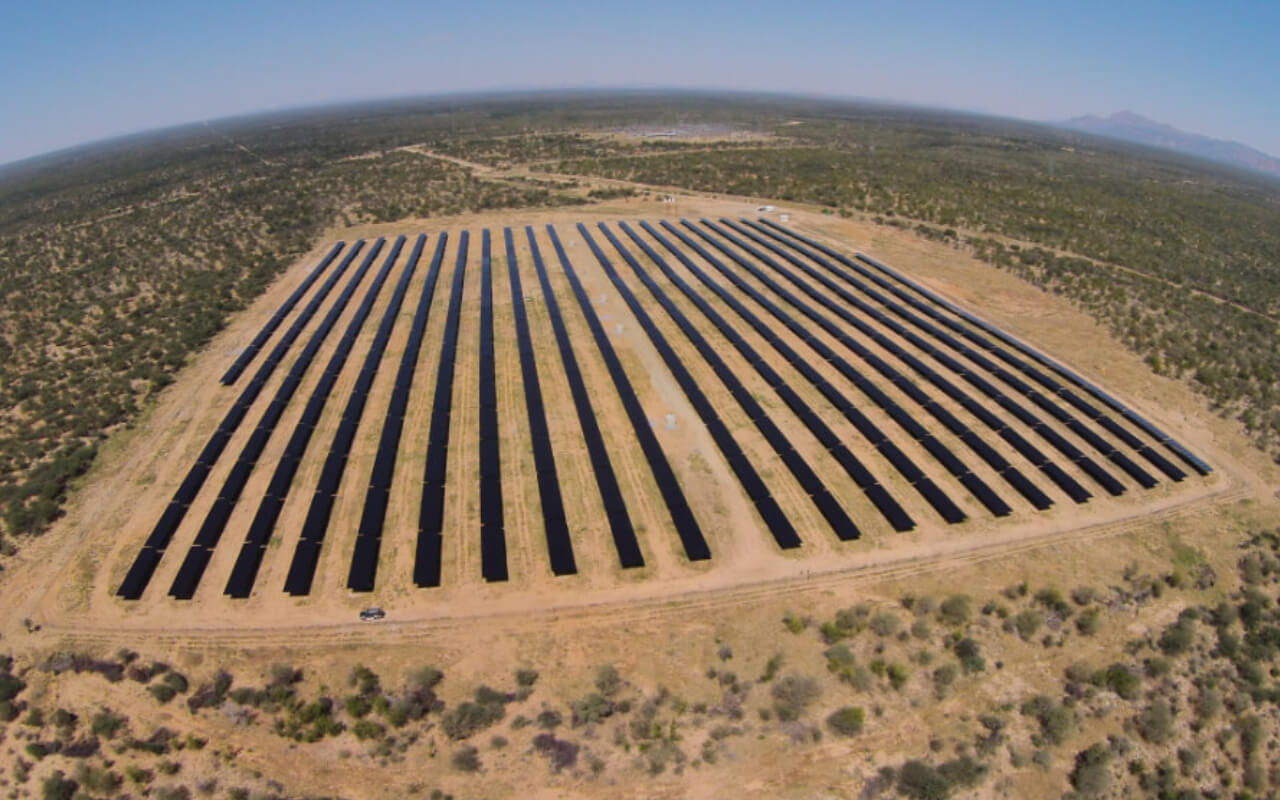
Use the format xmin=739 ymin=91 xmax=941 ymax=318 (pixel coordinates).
xmin=4 ymin=0 xmax=1278 ymax=167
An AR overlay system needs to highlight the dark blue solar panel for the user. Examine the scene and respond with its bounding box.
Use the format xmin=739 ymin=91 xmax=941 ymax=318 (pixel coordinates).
xmin=958 ymin=472 xmax=1013 ymax=516
xmin=1040 ymin=462 xmax=1094 ymax=502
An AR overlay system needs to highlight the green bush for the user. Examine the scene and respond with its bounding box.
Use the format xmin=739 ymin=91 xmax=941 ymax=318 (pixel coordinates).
xmin=1012 ymin=609 xmax=1044 ymax=640
xmin=594 ymin=665 xmax=622 ymax=697
xmin=1099 ymin=663 xmax=1141 ymax=700
xmin=1134 ymin=700 xmax=1174 ymax=744
xmin=939 ymin=595 xmax=972 ymax=627
xmin=351 ymin=719 xmax=384 ymax=740
xmin=826 ymin=706 xmax=865 ymax=736
xmin=897 ymin=760 xmax=950 ymax=800
xmin=870 ymin=612 xmax=901 ymax=637
xmin=40 ymin=770 xmax=77 ymax=800
xmin=771 ymin=675 xmax=821 ymax=722
xmin=515 ymin=669 xmax=538 ymax=688
xmin=1076 ymin=607 xmax=1102 ymax=635
xmin=953 ymin=638 xmax=985 ymax=673
xmin=441 ymin=701 xmax=505 ymax=740
xmin=148 ymin=684 xmax=178 ymax=704
xmin=1069 ymin=743 xmax=1113 ymax=796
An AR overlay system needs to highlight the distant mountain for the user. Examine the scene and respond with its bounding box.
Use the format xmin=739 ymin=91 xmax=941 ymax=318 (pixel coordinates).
xmin=1061 ymin=110 xmax=1280 ymax=178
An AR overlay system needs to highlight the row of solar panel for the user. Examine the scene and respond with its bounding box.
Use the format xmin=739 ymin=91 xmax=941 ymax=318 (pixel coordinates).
xmin=721 ymin=219 xmax=1112 ymax=503
xmin=503 ymin=229 xmax=580 ymax=576
xmin=116 ymin=241 xmax=372 ymax=600
xmin=651 ymin=221 xmax=1029 ymax=521
xmin=218 ymin=235 xmax=424 ymax=599
xmin=617 ymin=221 xmax=932 ymax=533
xmin=476 ymin=232 xmax=509 ymax=582
xmin=581 ymin=223 xmax=817 ymax=548
xmin=667 ymin=220 xmax=994 ymax=525
xmin=413 ymin=232 xmax=471 ymax=587
xmin=735 ymin=218 xmax=1177 ymax=499
xmin=221 ymin=242 xmax=346 ymax=385
xmin=700 ymin=219 xmax=1092 ymax=511
xmin=782 ymin=232 xmax=1184 ymax=489
xmin=545 ymin=227 xmax=711 ymax=561
xmin=166 ymin=239 xmax=394 ymax=600
xmin=754 ymin=218 xmax=1211 ymax=477
xmin=528 ymin=227 xmax=649 ymax=568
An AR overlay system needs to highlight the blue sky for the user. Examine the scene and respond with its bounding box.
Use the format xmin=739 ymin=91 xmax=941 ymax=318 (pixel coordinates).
xmin=2 ymin=0 xmax=1277 ymax=165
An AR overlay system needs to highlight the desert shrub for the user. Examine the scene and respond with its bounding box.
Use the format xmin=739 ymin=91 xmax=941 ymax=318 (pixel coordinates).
xmin=536 ymin=709 xmax=563 ymax=730
xmin=515 ymin=669 xmax=538 ymax=688
xmin=870 ymin=612 xmax=901 ymax=637
xmin=441 ymin=701 xmax=504 ymax=740
xmin=90 ymin=709 xmax=127 ymax=738
xmin=344 ymin=694 xmax=372 ymax=718
xmin=1069 ymin=742 xmax=1113 ymax=796
xmin=826 ymin=706 xmax=865 ymax=737
xmin=594 ymin=665 xmax=622 ymax=697
xmin=1034 ymin=587 xmax=1071 ymax=617
xmin=148 ymin=683 xmax=178 ymax=703
xmin=1071 ymin=586 xmax=1097 ymax=605
xmin=451 ymin=745 xmax=481 ymax=772
xmin=1143 ymin=656 xmax=1173 ymax=678
xmin=1158 ymin=617 xmax=1196 ymax=656
xmin=886 ymin=663 xmax=909 ymax=691
xmin=939 ymin=595 xmax=972 ymax=627
xmin=73 ymin=763 xmax=121 ymax=794
xmin=932 ymin=664 xmax=958 ymax=696
xmin=953 ymin=638 xmax=985 ymax=673
xmin=1021 ymin=695 xmax=1074 ymax=746
xmin=162 ymin=671 xmax=189 ymax=693
xmin=782 ymin=610 xmax=806 ymax=633
xmin=152 ymin=785 xmax=190 ymax=800
xmin=759 ymin=652 xmax=784 ymax=682
xmin=1076 ymin=607 xmax=1102 ymax=635
xmin=532 ymin=733 xmax=580 ymax=772
xmin=937 ymin=756 xmax=986 ymax=790
xmin=1193 ymin=687 xmax=1221 ymax=721
xmin=408 ymin=666 xmax=444 ymax=691
xmin=911 ymin=618 xmax=932 ymax=639
xmin=1012 ymin=609 xmax=1044 ymax=640
xmin=570 ymin=693 xmax=612 ymax=726
xmin=771 ymin=675 xmax=821 ymax=722
xmin=40 ymin=770 xmax=77 ymax=800
xmin=124 ymin=765 xmax=152 ymax=785
xmin=897 ymin=760 xmax=950 ymax=800
xmin=351 ymin=719 xmax=384 ymax=740
xmin=1099 ymin=663 xmax=1142 ymax=700
xmin=1134 ymin=700 xmax=1174 ymax=744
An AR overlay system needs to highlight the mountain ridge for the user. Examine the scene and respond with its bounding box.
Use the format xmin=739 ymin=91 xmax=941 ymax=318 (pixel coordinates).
xmin=1061 ymin=110 xmax=1280 ymax=178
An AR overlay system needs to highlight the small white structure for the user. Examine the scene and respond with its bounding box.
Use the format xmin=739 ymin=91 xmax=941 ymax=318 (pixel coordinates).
xmin=779 ymin=213 xmax=791 ymax=223
xmin=615 ymin=323 xmax=624 ymax=335
xmin=664 ymin=414 xmax=677 ymax=430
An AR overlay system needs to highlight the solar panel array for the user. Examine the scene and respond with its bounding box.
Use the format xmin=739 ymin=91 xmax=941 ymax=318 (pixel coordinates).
xmin=220 ymin=242 xmax=346 ymax=385
xmin=167 ymin=238 xmax=394 ymax=600
xmin=117 ymin=219 xmax=1210 ymax=602
xmin=504 ymin=228 xmax=578 ymax=576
